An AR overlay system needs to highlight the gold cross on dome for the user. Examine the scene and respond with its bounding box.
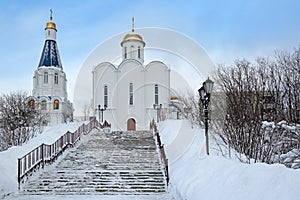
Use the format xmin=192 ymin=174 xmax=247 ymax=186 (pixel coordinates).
xmin=132 ymin=16 xmax=134 ymax=32
xmin=50 ymin=9 xmax=53 ymax=21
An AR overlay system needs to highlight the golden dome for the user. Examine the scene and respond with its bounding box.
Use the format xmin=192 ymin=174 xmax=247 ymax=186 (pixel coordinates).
xmin=121 ymin=33 xmax=145 ymax=47
xmin=123 ymin=33 xmax=143 ymax=42
xmin=170 ymin=96 xmax=178 ymax=101
xmin=46 ymin=21 xmax=56 ymax=30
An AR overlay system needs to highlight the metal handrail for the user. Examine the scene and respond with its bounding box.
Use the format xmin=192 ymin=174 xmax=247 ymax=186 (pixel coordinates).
xmin=17 ymin=118 xmax=100 ymax=190
xmin=150 ymin=119 xmax=169 ymax=185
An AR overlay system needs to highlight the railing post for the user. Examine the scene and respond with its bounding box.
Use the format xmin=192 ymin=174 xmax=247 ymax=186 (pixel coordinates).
xmin=166 ymin=158 xmax=169 ymax=185
xmin=41 ymin=143 xmax=44 ymax=168
xmin=72 ymin=131 xmax=74 ymax=144
xmin=24 ymin=156 xmax=27 ymax=174
xmin=60 ymin=136 xmax=63 ymax=150
xmin=28 ymin=153 xmax=31 ymax=169
xmin=36 ymin=148 xmax=38 ymax=164
xmin=18 ymin=158 xmax=21 ymax=190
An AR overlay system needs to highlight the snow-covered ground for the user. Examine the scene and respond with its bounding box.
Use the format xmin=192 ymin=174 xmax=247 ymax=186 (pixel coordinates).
xmin=159 ymin=120 xmax=300 ymax=200
xmin=1 ymin=119 xmax=300 ymax=199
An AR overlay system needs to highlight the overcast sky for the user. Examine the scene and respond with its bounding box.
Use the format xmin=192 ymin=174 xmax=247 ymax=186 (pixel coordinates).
xmin=1 ymin=0 xmax=300 ymax=99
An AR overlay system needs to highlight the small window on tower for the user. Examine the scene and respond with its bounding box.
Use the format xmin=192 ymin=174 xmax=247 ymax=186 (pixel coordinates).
xmin=138 ymin=47 xmax=141 ymax=59
xmin=48 ymin=30 xmax=50 ymax=36
xmin=130 ymin=45 xmax=134 ymax=58
xmin=44 ymin=72 xmax=48 ymax=84
xmin=28 ymin=99 xmax=35 ymax=108
xmin=54 ymin=73 xmax=58 ymax=84
xmin=124 ymin=47 xmax=127 ymax=59
xmin=53 ymin=99 xmax=59 ymax=110
xmin=41 ymin=100 xmax=47 ymax=110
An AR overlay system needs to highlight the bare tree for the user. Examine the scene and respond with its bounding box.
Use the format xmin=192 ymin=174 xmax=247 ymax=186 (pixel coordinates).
xmin=0 ymin=91 xmax=45 ymax=151
xmin=274 ymin=49 xmax=300 ymax=123
xmin=177 ymin=90 xmax=204 ymax=127
xmin=214 ymin=47 xmax=300 ymax=167
xmin=216 ymin=60 xmax=265 ymax=162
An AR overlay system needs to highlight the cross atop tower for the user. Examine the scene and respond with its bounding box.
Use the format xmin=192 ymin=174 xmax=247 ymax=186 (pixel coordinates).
xmin=132 ymin=17 xmax=134 ymax=32
xmin=50 ymin=9 xmax=53 ymax=21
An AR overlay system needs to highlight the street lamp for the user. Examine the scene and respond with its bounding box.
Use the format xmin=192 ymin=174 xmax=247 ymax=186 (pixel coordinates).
xmin=198 ymin=77 xmax=214 ymax=155
xmin=96 ymin=104 xmax=107 ymax=123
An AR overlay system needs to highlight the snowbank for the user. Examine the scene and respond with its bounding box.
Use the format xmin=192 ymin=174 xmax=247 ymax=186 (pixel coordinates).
xmin=159 ymin=119 xmax=300 ymax=200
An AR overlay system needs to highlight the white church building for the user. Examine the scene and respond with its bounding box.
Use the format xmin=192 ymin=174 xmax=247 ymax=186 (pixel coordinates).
xmin=28 ymin=11 xmax=73 ymax=125
xmin=92 ymin=19 xmax=171 ymax=131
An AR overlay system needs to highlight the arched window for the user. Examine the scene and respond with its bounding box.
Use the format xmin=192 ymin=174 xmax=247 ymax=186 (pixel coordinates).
xmin=124 ymin=46 xmax=127 ymax=59
xmin=155 ymin=84 xmax=159 ymax=105
xmin=28 ymin=99 xmax=35 ymax=108
xmin=104 ymin=85 xmax=108 ymax=106
xmin=138 ymin=46 xmax=141 ymax=59
xmin=44 ymin=72 xmax=48 ymax=84
xmin=54 ymin=73 xmax=58 ymax=84
xmin=41 ymin=100 xmax=47 ymax=110
xmin=129 ymin=82 xmax=133 ymax=105
xmin=53 ymin=99 xmax=59 ymax=110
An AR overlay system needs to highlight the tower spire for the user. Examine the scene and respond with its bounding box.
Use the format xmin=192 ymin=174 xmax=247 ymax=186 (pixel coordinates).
xmin=39 ymin=10 xmax=62 ymax=68
xmin=132 ymin=17 xmax=134 ymax=32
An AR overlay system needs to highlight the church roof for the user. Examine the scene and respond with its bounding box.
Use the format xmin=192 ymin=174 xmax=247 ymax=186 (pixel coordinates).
xmin=38 ymin=39 xmax=62 ymax=69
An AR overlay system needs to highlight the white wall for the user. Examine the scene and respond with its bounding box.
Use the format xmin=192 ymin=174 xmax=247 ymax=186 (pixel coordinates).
xmin=93 ymin=59 xmax=170 ymax=131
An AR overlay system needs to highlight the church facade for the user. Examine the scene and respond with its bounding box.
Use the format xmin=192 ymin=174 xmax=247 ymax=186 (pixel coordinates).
xmin=92 ymin=21 xmax=170 ymax=131
xmin=28 ymin=11 xmax=73 ymax=125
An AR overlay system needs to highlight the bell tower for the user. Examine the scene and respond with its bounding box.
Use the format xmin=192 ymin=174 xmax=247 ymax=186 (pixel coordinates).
xmin=120 ymin=17 xmax=145 ymax=63
xmin=30 ymin=10 xmax=73 ymax=125
xmin=33 ymin=9 xmax=66 ymax=97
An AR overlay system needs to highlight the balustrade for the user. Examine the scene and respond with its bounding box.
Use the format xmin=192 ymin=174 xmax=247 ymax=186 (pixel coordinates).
xmin=18 ymin=118 xmax=100 ymax=190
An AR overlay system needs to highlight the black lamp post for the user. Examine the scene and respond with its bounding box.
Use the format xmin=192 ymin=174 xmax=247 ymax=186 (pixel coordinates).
xmin=198 ymin=77 xmax=214 ymax=155
xmin=96 ymin=104 xmax=107 ymax=123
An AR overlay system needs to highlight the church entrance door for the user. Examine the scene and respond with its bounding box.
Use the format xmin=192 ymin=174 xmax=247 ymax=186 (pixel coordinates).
xmin=127 ymin=118 xmax=136 ymax=131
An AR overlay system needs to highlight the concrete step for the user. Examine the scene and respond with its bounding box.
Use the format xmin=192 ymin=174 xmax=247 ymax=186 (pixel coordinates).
xmin=21 ymin=130 xmax=168 ymax=195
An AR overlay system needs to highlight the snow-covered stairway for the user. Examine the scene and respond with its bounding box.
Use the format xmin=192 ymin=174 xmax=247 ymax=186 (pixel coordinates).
xmin=21 ymin=129 xmax=168 ymax=195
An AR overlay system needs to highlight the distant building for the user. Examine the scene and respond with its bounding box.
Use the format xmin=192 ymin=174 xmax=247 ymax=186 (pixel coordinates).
xmin=92 ymin=18 xmax=171 ymax=131
xmin=28 ymin=11 xmax=73 ymax=125
xmin=259 ymin=91 xmax=276 ymax=121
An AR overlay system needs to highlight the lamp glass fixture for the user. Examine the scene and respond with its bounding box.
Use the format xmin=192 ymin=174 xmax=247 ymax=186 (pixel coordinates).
xmin=204 ymin=78 xmax=214 ymax=94
xmin=198 ymin=87 xmax=205 ymax=100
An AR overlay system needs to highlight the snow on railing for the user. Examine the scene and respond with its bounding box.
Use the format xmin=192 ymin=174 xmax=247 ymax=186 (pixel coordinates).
xmin=17 ymin=118 xmax=100 ymax=190
xmin=150 ymin=119 xmax=169 ymax=185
